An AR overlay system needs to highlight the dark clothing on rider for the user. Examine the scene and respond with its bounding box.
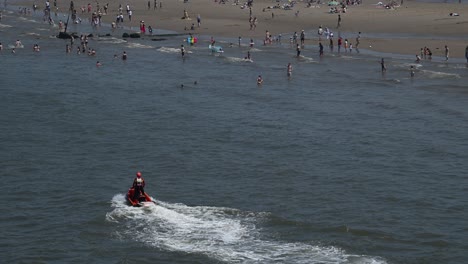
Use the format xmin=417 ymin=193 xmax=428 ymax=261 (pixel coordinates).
xmin=132 ymin=177 xmax=146 ymax=200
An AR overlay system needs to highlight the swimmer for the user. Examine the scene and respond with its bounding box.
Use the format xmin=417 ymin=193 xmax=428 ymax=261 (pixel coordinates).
xmin=15 ymin=39 xmax=22 ymax=48
xmin=96 ymin=61 xmax=102 ymax=67
xmin=257 ymin=75 xmax=263 ymax=85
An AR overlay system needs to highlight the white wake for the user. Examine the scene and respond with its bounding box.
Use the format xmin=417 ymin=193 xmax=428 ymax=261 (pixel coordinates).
xmin=106 ymin=194 xmax=387 ymax=264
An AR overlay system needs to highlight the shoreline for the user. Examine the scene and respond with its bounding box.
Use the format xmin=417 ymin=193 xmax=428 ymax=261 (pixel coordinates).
xmin=6 ymin=0 xmax=468 ymax=59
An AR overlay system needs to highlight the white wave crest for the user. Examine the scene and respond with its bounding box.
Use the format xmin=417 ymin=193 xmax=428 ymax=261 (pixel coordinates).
xmin=158 ymin=47 xmax=182 ymax=53
xmin=420 ymin=70 xmax=460 ymax=79
xmin=106 ymin=194 xmax=387 ymax=264
xmin=97 ymin=37 xmax=127 ymax=44
xmin=0 ymin=23 xmax=13 ymax=28
xmin=297 ymin=55 xmax=316 ymax=63
xmin=18 ymin=17 xmax=39 ymax=23
xmin=398 ymin=63 xmax=423 ymax=69
xmin=125 ymin=42 xmax=154 ymax=49
xmin=225 ymin=57 xmax=254 ymax=63
xmin=25 ymin=32 xmax=41 ymax=36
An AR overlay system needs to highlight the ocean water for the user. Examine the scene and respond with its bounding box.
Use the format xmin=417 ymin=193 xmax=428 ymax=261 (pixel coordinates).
xmin=1 ymin=9 xmax=468 ymax=264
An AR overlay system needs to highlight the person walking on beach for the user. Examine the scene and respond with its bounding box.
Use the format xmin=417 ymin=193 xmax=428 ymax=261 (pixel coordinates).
xmin=317 ymin=26 xmax=323 ymax=41
xmin=300 ymin=30 xmax=305 ymax=46
xmin=197 ymin=14 xmax=201 ymax=27
xmin=380 ymin=58 xmax=386 ymax=73
xmin=140 ymin=21 xmax=146 ymax=34
xmin=444 ymin=45 xmax=449 ymax=61
xmin=355 ymin=32 xmax=361 ymax=48
xmin=337 ymin=14 xmax=341 ymax=28
xmin=337 ymin=36 xmax=342 ymax=52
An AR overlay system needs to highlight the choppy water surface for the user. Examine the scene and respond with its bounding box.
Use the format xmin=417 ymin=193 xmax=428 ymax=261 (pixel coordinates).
xmin=1 ymin=9 xmax=468 ymax=264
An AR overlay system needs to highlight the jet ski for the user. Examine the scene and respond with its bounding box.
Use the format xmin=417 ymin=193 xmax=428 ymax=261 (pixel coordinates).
xmin=126 ymin=187 xmax=154 ymax=207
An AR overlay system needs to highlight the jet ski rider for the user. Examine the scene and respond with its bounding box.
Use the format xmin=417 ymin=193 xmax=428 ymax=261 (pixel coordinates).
xmin=133 ymin=172 xmax=146 ymax=199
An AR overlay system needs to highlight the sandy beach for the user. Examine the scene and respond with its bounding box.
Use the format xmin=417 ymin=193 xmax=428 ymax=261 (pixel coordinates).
xmin=16 ymin=0 xmax=468 ymax=58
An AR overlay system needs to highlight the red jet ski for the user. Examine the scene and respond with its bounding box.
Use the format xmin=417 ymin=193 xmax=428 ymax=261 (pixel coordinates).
xmin=126 ymin=187 xmax=154 ymax=207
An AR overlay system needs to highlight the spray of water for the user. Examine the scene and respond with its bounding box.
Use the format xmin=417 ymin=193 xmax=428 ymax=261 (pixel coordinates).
xmin=106 ymin=194 xmax=387 ymax=264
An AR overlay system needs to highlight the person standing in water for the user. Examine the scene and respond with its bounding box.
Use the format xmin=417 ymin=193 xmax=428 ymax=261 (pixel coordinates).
xmin=380 ymin=58 xmax=386 ymax=73
xmin=287 ymin=63 xmax=292 ymax=78
xmin=444 ymin=45 xmax=449 ymax=61
xmin=410 ymin=65 xmax=415 ymax=78
xmin=181 ymin=44 xmax=185 ymax=58
xmin=296 ymin=43 xmax=301 ymax=57
xmin=465 ymin=45 xmax=468 ymax=63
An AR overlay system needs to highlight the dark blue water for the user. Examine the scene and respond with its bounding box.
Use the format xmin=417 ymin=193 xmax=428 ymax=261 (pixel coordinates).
xmin=1 ymin=10 xmax=468 ymax=264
